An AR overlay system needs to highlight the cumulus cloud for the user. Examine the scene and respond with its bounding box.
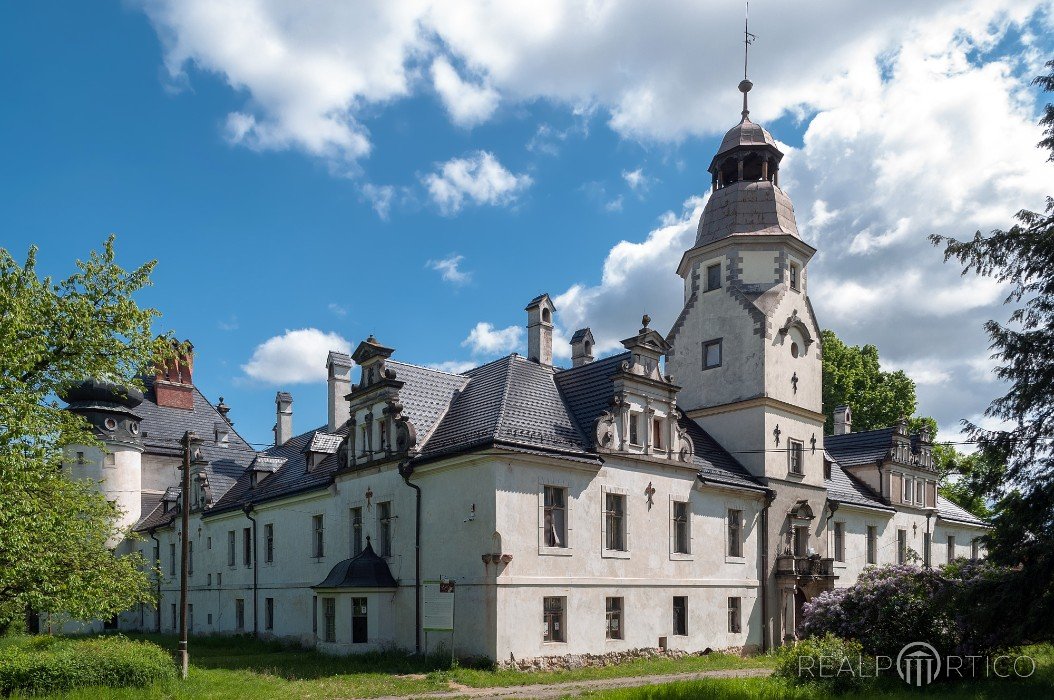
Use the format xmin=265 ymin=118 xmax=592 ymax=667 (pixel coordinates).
xmin=427 ymin=254 xmax=471 ymax=284
xmin=242 ymin=329 xmax=351 ymax=384
xmin=430 ymin=56 xmax=500 ymax=127
xmin=622 ymin=168 xmax=650 ymax=192
xmin=461 ymin=322 xmax=523 ymax=355
xmin=423 ymin=151 xmax=532 ymax=214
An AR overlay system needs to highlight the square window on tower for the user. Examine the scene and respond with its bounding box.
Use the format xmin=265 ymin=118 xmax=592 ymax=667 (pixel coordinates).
xmin=703 ymin=340 xmax=722 ymax=370
xmin=705 ymin=263 xmax=722 ymax=292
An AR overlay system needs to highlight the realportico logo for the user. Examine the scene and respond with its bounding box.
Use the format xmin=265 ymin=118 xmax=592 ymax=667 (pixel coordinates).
xmin=797 ymin=641 xmax=1036 ymax=686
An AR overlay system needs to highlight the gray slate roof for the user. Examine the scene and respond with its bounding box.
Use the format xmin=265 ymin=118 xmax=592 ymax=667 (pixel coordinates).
xmin=695 ymin=181 xmax=800 ymax=248
xmin=716 ymin=117 xmax=778 ymax=156
xmin=824 ymin=450 xmax=893 ymax=512
xmin=314 ymin=540 xmax=398 ymax=589
xmin=825 ymin=428 xmax=894 ymax=468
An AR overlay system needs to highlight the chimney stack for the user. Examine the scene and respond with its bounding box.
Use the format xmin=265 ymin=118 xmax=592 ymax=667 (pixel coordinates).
xmin=570 ymin=328 xmax=595 ymax=368
xmin=275 ymin=391 xmax=293 ymax=445
xmin=525 ymin=293 xmax=555 ymax=367
xmin=326 ymin=351 xmax=353 ymax=432
xmin=833 ymin=405 xmax=852 ymax=435
xmin=154 ymin=339 xmax=195 ymax=410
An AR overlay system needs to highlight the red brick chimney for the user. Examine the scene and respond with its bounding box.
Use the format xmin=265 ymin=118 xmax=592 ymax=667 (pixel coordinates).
xmin=154 ymin=340 xmax=195 ymax=410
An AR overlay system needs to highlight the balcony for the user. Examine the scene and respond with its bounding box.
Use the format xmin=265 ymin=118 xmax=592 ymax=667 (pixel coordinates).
xmin=776 ymin=554 xmax=835 ymax=579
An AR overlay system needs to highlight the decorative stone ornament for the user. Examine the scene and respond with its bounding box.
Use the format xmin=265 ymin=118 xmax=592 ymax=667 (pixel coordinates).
xmin=645 ymin=482 xmax=656 ymax=510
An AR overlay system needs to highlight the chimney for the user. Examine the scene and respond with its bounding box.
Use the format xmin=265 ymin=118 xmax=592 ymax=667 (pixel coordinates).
xmin=326 ymin=351 xmax=353 ymax=432
xmin=525 ymin=293 xmax=555 ymax=366
xmin=154 ymin=339 xmax=195 ymax=410
xmin=274 ymin=391 xmax=293 ymax=446
xmin=570 ymin=328 xmax=595 ymax=368
xmin=833 ymin=405 xmax=852 ymax=435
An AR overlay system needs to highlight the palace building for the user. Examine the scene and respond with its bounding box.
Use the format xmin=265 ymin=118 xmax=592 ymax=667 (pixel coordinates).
xmin=59 ymin=76 xmax=986 ymax=659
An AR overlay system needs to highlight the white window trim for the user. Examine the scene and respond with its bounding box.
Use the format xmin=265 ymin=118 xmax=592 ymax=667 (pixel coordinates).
xmin=601 ymin=485 xmax=631 ymax=559
xmin=865 ymin=522 xmax=879 ymax=566
xmin=832 ymin=520 xmax=847 ymax=569
xmin=668 ymin=495 xmax=694 ymax=561
xmin=787 ymin=438 xmax=805 ymax=478
xmin=538 ymin=480 xmax=574 ymax=557
xmin=725 ymin=503 xmax=746 ymax=564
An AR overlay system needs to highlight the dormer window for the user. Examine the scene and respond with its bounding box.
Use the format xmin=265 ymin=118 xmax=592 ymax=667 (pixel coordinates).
xmin=903 ymin=477 xmax=914 ymax=503
xmin=652 ymin=418 xmax=663 ymax=450
xmin=789 ymin=263 xmax=800 ymax=291
xmin=628 ymin=412 xmax=641 ymax=446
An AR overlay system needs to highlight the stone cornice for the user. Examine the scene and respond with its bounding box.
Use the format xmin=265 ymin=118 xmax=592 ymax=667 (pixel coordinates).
xmin=685 ymin=395 xmax=825 ymax=423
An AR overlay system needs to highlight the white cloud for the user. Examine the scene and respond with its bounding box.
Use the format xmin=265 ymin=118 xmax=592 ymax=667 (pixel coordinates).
xmin=361 ymin=183 xmax=396 ymax=219
xmin=327 ymin=302 xmax=348 ymax=317
xmin=242 ymin=329 xmax=351 ymax=384
xmin=622 ymin=168 xmax=648 ymax=192
xmin=461 ymin=322 xmax=523 ymax=355
xmin=430 ymin=56 xmax=500 ymax=127
xmin=423 ymin=151 xmax=532 ymax=214
xmin=426 ymin=360 xmax=478 ymax=374
xmin=427 ymin=254 xmax=471 ymax=284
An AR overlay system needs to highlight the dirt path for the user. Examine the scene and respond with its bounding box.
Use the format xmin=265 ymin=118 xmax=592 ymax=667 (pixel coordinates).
xmin=370 ymin=667 xmax=772 ymax=700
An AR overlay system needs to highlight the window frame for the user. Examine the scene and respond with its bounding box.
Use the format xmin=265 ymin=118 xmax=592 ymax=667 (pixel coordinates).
xmin=235 ymin=598 xmax=245 ymax=631
xmin=923 ymin=531 xmax=932 ymax=568
xmin=672 ymin=596 xmax=688 ymax=637
xmin=377 ymin=501 xmax=392 ymax=558
xmin=789 ymin=262 xmax=800 ymax=291
xmin=702 ymin=338 xmax=723 ymax=370
xmin=788 ymin=439 xmax=805 ymax=475
xmin=705 ymin=262 xmax=722 ymax=292
xmin=897 ymin=529 xmax=907 ymax=564
xmin=227 ymin=530 xmax=236 ymax=567
xmin=351 ymin=507 xmax=363 ymax=557
xmin=323 ymin=597 xmax=336 ymax=643
xmin=605 ymin=597 xmax=624 ymax=640
xmin=243 ymin=527 xmax=252 ymax=567
xmin=652 ymin=416 xmax=664 ymax=450
xmin=351 ymin=597 xmax=368 ymax=644
xmin=265 ymin=597 xmax=274 ymax=631
xmin=727 ymin=597 xmax=742 ymax=634
xmin=726 ymin=508 xmax=743 ymax=559
xmin=264 ymin=523 xmax=274 ymax=564
xmin=833 ymin=521 xmax=845 ymax=563
xmin=543 ymin=485 xmax=568 ymax=549
xmin=672 ymin=500 xmax=691 ymax=556
xmin=312 ymin=514 xmax=325 ymax=558
xmin=602 ymin=490 xmax=629 ymax=556
xmin=628 ymin=412 xmax=641 ymax=446
xmin=543 ymin=596 xmax=566 ymax=644
xmin=866 ymin=525 xmax=878 ymax=565
xmin=169 ymin=543 xmax=176 ymax=577
xmin=947 ymin=535 xmax=956 ymax=564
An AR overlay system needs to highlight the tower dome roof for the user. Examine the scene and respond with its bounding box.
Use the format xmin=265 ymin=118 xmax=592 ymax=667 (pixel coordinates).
xmin=696 ymin=180 xmax=799 ymax=248
xmin=715 ymin=116 xmax=778 ymax=157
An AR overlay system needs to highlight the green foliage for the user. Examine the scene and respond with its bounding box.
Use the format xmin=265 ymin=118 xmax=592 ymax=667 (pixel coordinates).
xmin=0 ymin=635 xmax=174 ymax=695
xmin=0 ymin=238 xmax=173 ymax=626
xmin=930 ymin=58 xmax=1054 ymax=646
xmin=820 ymin=329 xmax=918 ymax=435
xmin=773 ymin=633 xmax=874 ymax=694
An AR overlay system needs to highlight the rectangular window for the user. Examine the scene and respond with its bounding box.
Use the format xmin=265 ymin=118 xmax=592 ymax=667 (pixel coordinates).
xmin=543 ymin=597 xmax=566 ymax=643
xmin=217 ymin=572 xmax=222 ymax=587
xmin=312 ymin=596 xmax=318 ymax=635
xmin=706 ymin=263 xmax=722 ymax=291
xmin=727 ymin=597 xmax=742 ymax=634
xmin=378 ymin=502 xmax=392 ymax=557
xmin=352 ymin=597 xmax=368 ymax=643
xmin=235 ymin=599 xmax=245 ymax=630
xmin=323 ymin=598 xmax=336 ymax=643
xmin=788 ymin=439 xmax=804 ymax=475
xmin=833 ymin=522 xmax=845 ymax=563
xmin=672 ymin=596 xmax=688 ymax=636
xmin=971 ymin=539 xmax=980 ymax=561
xmin=188 ymin=540 xmax=194 ymax=576
xmin=604 ymin=493 xmax=626 ymax=551
xmin=207 ymin=573 xmax=211 ymax=586
xmin=543 ymin=486 xmax=567 ymax=548
xmin=947 ymin=535 xmax=956 ymax=564
xmin=243 ymin=527 xmax=252 ymax=567
xmin=170 ymin=603 xmax=176 ymax=629
xmin=264 ymin=524 xmax=274 ymax=563
xmin=897 ymin=529 xmax=907 ymax=564
xmin=866 ymin=526 xmax=878 ymax=565
xmin=673 ymin=501 xmax=690 ymax=554
xmin=207 ymin=536 xmax=212 ymax=550
xmin=227 ymin=530 xmax=236 ymax=567
xmin=923 ymin=532 xmax=932 ymax=568
xmin=652 ymin=417 xmax=664 ymax=450
xmin=351 ymin=507 xmax=363 ymax=556
xmin=727 ymin=509 xmax=742 ymax=557
xmin=265 ymin=597 xmax=274 ymax=630
xmin=312 ymin=515 xmax=325 ymax=558
xmin=703 ymin=339 xmax=722 ymax=369
xmin=207 ymin=613 xmax=212 ymax=625
xmin=789 ymin=263 xmax=800 ymax=291
xmin=917 ymin=480 xmax=925 ymax=505
xmin=153 ymin=544 xmax=159 ymax=567
xmin=169 ymin=543 xmax=176 ymax=576
xmin=903 ymin=477 xmax=913 ymax=503
xmin=794 ymin=525 xmax=809 ymax=557
xmin=628 ymin=412 xmax=641 ymax=445
xmin=605 ymin=597 xmax=623 ymax=640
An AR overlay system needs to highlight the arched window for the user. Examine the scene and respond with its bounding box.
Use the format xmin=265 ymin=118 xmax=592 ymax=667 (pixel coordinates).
xmin=542 ymin=308 xmax=552 ymax=323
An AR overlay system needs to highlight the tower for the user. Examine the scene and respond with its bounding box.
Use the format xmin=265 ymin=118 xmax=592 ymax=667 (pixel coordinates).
xmin=62 ymin=379 xmax=146 ymax=546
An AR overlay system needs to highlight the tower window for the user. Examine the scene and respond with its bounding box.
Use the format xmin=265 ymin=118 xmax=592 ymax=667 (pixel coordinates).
xmin=791 ymin=342 xmax=800 ymax=358
xmin=789 ymin=263 xmax=800 ymax=291
xmin=703 ymin=339 xmax=722 ymax=369
xmin=705 ymin=263 xmax=721 ymax=292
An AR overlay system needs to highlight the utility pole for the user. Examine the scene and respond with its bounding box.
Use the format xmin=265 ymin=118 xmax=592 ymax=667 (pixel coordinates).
xmin=177 ymin=431 xmax=200 ymax=680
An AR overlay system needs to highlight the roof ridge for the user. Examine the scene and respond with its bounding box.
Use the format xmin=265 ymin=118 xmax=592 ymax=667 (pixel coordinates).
xmin=388 ymin=358 xmax=474 ymax=377
xmin=463 ymin=353 xmax=520 ymax=376
xmin=491 ymin=356 xmax=518 ymax=443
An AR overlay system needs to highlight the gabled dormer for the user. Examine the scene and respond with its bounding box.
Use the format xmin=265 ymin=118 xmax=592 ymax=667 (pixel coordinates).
xmin=249 ymin=455 xmax=285 ymax=487
xmin=305 ymin=431 xmax=341 ymax=472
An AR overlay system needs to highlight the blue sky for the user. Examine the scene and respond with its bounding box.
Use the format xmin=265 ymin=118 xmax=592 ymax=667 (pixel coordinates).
xmin=2 ymin=1 xmax=1052 ymax=447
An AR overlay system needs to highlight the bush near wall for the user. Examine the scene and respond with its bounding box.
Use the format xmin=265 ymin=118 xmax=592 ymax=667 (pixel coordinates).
xmin=774 ymin=633 xmax=876 ymax=694
xmin=0 ymin=635 xmax=174 ymax=695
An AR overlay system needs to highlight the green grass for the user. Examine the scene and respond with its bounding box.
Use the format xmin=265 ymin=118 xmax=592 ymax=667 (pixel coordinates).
xmin=6 ymin=633 xmax=771 ymax=699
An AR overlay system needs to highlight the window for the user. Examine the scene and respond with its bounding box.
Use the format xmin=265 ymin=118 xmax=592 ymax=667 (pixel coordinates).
xmin=543 ymin=486 xmax=567 ymax=548
xmin=379 ymin=421 xmax=388 ymax=452
xmin=543 ymin=597 xmax=565 ymax=643
xmin=170 ymin=603 xmax=176 ymax=629
xmin=153 ymin=544 xmax=159 ymax=568
xmin=323 ymin=598 xmax=336 ymax=643
xmin=352 ymin=598 xmax=368 ymax=643
xmin=917 ymin=480 xmax=925 ymax=505
xmin=604 ymin=493 xmax=626 ymax=551
xmin=235 ymin=599 xmax=245 ymax=630
xmin=728 ymin=597 xmax=742 ymax=633
xmin=789 ymin=263 xmax=800 ymax=291
xmin=243 ymin=527 xmax=252 ymax=567
xmin=227 ymin=530 xmax=236 ymax=566
xmin=264 ymin=524 xmax=274 ymax=563
xmin=605 ymin=597 xmax=623 ymax=640
xmin=207 ymin=536 xmax=212 ymax=550
xmin=673 ymin=501 xmax=690 ymax=554
xmin=628 ymin=412 xmax=641 ymax=445
xmin=378 ymin=502 xmax=392 ymax=557
xmin=188 ymin=603 xmax=194 ymax=632
xmin=312 ymin=515 xmax=325 ymax=558
xmin=794 ymin=525 xmax=809 ymax=557
xmin=923 ymin=532 xmax=932 ymax=568
xmin=833 ymin=522 xmax=845 ymax=563
xmin=207 ymin=573 xmax=211 ymax=586
xmin=703 ymin=339 xmax=722 ymax=369
xmin=188 ymin=540 xmax=194 ymax=576
xmin=169 ymin=543 xmax=176 ymax=576
xmin=217 ymin=572 xmax=222 ymax=587
xmin=672 ymin=596 xmax=688 ymax=636
xmin=823 ymin=460 xmax=831 ymax=480
xmin=791 ymin=341 xmax=800 ymax=358
xmin=312 ymin=596 xmax=318 ymax=635
xmin=947 ymin=535 xmax=956 ymax=564
xmin=207 ymin=613 xmax=212 ymax=625
xmin=866 ymin=526 xmax=878 ymax=565
xmin=897 ymin=529 xmax=907 ymax=564
xmin=706 ymin=263 xmax=722 ymax=291
xmin=788 ymin=439 xmax=804 ymax=475
xmin=75 ymin=450 xmax=85 ymax=464
xmin=971 ymin=539 xmax=980 ymax=561
xmin=265 ymin=598 xmax=274 ymax=630
xmin=903 ymin=477 xmax=913 ymax=504
xmin=727 ymin=509 xmax=742 ymax=557
xmin=351 ymin=507 xmax=363 ymax=556
xmin=652 ymin=417 xmax=664 ymax=450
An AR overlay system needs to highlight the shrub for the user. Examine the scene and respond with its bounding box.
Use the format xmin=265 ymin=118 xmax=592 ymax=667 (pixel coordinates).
xmin=774 ymin=633 xmax=875 ymax=694
xmin=0 ymin=634 xmax=174 ymax=695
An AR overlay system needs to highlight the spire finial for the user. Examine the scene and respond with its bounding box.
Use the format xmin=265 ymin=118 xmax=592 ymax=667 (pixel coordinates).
xmin=739 ymin=1 xmax=756 ymax=120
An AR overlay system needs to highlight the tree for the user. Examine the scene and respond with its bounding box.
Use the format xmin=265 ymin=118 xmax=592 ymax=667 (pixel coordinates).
xmin=0 ymin=237 xmax=173 ymax=629
xmin=929 ymin=59 xmax=1054 ymax=644
xmin=820 ymin=329 xmax=918 ymax=434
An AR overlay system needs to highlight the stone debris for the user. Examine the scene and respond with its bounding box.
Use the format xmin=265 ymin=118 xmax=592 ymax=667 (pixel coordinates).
xmin=496 ymin=646 xmax=744 ymax=671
